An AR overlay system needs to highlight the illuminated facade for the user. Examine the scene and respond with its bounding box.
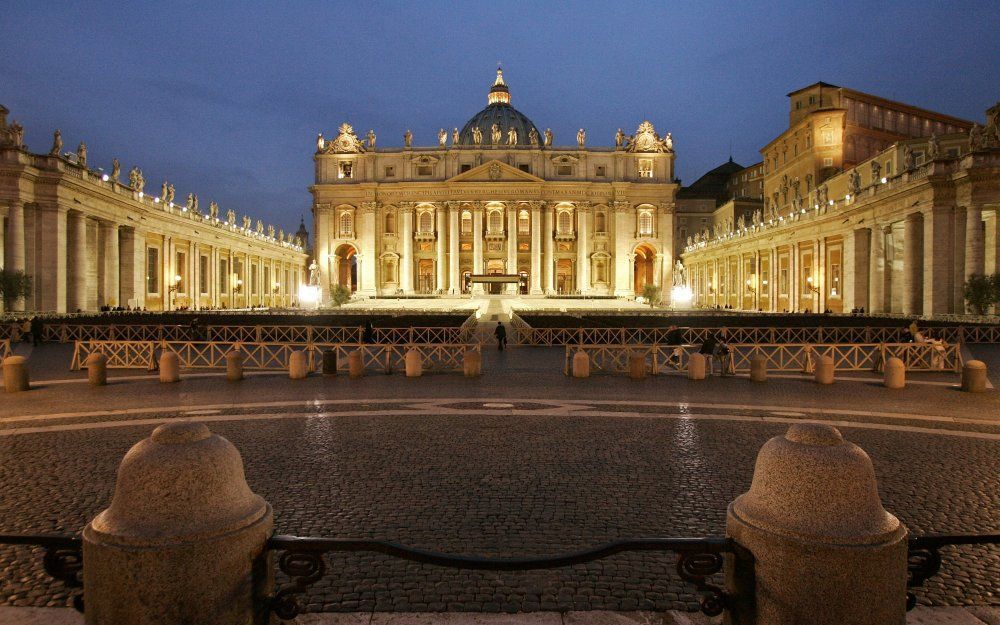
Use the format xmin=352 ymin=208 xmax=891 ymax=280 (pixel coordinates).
xmin=311 ymin=70 xmax=679 ymax=300
xmin=0 ymin=106 xmax=307 ymax=312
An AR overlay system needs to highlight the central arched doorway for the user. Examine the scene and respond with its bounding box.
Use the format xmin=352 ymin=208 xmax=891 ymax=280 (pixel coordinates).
xmin=335 ymin=244 xmax=358 ymax=292
xmin=634 ymin=244 xmax=656 ymax=295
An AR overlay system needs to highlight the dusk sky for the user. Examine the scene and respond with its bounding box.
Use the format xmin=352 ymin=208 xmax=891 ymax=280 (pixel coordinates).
xmin=2 ymin=1 xmax=998 ymax=235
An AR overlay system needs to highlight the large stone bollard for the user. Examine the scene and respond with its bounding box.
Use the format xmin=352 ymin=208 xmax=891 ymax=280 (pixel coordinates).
xmin=883 ymin=357 xmax=905 ymax=389
xmin=627 ymin=352 xmax=646 ymax=379
xmin=321 ymin=349 xmax=337 ymax=375
xmin=571 ymin=350 xmax=590 ymax=378
xmin=86 ymin=353 xmax=108 ymax=387
xmin=726 ymin=424 xmax=907 ymax=625
xmin=348 ymin=349 xmax=364 ymax=378
xmin=749 ymin=356 xmax=767 ymax=383
xmin=3 ymin=355 xmax=29 ymax=392
xmin=813 ymin=355 xmax=834 ymax=385
xmin=463 ymin=350 xmax=481 ymax=378
xmin=159 ymin=351 xmax=180 ymax=383
xmin=961 ymin=360 xmax=988 ymax=393
xmin=83 ymin=421 xmax=273 ymax=625
xmin=288 ymin=350 xmax=308 ymax=379
xmin=405 ymin=348 xmax=423 ymax=378
xmin=687 ymin=353 xmax=706 ymax=380
xmin=225 ymin=349 xmax=244 ymax=382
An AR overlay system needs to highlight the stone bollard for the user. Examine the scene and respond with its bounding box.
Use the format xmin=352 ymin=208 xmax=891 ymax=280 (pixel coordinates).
xmin=288 ymin=350 xmax=308 ymax=380
xmin=749 ymin=356 xmax=767 ymax=383
xmin=726 ymin=424 xmax=908 ymax=625
xmin=813 ymin=355 xmax=834 ymax=385
xmin=159 ymin=351 xmax=180 ymax=383
xmin=571 ymin=350 xmax=590 ymax=378
xmin=2 ymin=356 xmax=29 ymax=393
xmin=463 ymin=350 xmax=482 ymax=378
xmin=883 ymin=357 xmax=905 ymax=389
xmin=83 ymin=421 xmax=273 ymax=625
xmin=405 ymin=348 xmax=423 ymax=378
xmin=86 ymin=353 xmax=108 ymax=387
xmin=687 ymin=353 xmax=706 ymax=380
xmin=322 ymin=349 xmax=337 ymax=375
xmin=961 ymin=360 xmax=987 ymax=393
xmin=627 ymin=352 xmax=646 ymax=379
xmin=348 ymin=349 xmax=364 ymax=378
xmin=225 ymin=349 xmax=244 ymax=382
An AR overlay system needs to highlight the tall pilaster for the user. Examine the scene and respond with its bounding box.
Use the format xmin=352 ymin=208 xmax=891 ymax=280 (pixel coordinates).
xmin=903 ymin=212 xmax=923 ymax=316
xmin=923 ymin=206 xmax=953 ymax=315
xmin=435 ymin=203 xmax=447 ymax=293
xmin=870 ymin=226 xmax=887 ymax=313
xmin=576 ymin=202 xmax=590 ymax=294
xmin=658 ymin=204 xmax=674 ymax=304
xmin=612 ymin=201 xmax=631 ymax=296
xmin=314 ymin=208 xmax=331 ymax=296
xmin=447 ymin=202 xmax=459 ymax=294
xmin=39 ymin=205 xmax=68 ymax=312
xmin=472 ymin=203 xmax=484 ymax=293
xmin=359 ymin=202 xmax=377 ymax=295
xmin=506 ymin=203 xmax=518 ymax=293
xmin=399 ymin=202 xmax=414 ymax=294
xmin=68 ymin=211 xmax=88 ymax=311
xmin=953 ymin=207 xmax=967 ymax=312
xmin=530 ymin=201 xmax=542 ymax=294
xmin=845 ymin=228 xmax=870 ymax=312
xmin=544 ymin=203 xmax=555 ymax=294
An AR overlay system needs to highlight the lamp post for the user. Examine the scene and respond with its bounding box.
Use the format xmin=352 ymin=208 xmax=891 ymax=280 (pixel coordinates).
xmin=272 ymin=281 xmax=280 ymax=307
xmin=806 ymin=275 xmax=820 ymax=313
xmin=167 ymin=274 xmax=181 ymax=311
xmin=745 ymin=277 xmax=756 ymax=311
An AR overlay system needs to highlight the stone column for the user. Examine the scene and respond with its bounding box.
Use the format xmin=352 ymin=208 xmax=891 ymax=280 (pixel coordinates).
xmin=903 ymin=212 xmax=923 ymax=316
xmin=845 ymin=228 xmax=870 ymax=312
xmin=447 ymin=202 xmax=459 ymax=294
xmin=965 ymin=204 xmax=984 ymax=282
xmin=4 ymin=202 xmax=26 ymax=310
xmin=472 ymin=204 xmax=484 ymax=294
xmin=399 ymin=203 xmax=414 ymax=294
xmin=544 ymin=203 xmax=555 ymax=294
xmin=435 ymin=203 xmax=447 ymax=293
xmin=953 ymin=207 xmax=967 ymax=312
xmin=39 ymin=205 xmax=68 ymax=312
xmin=923 ymin=206 xmax=953 ymax=315
xmin=870 ymin=226 xmax=887 ymax=313
xmin=83 ymin=421 xmax=273 ymax=625
xmin=119 ymin=228 xmax=142 ymax=309
xmin=576 ymin=202 xmax=590 ymax=294
xmin=506 ymin=204 xmax=518 ymax=293
xmin=530 ymin=201 xmax=542 ymax=294
xmin=726 ymin=424 xmax=907 ymax=625
xmin=68 ymin=211 xmax=89 ymax=312
xmin=987 ymin=209 xmax=1000 ymax=276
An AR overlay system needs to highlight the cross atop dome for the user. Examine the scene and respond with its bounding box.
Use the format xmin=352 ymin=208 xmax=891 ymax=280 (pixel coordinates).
xmin=487 ymin=66 xmax=511 ymax=105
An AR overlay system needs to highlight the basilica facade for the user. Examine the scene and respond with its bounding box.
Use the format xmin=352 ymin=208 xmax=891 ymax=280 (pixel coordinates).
xmin=311 ymin=70 xmax=679 ymax=301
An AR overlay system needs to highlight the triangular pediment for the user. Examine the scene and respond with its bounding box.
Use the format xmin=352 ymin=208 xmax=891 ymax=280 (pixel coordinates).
xmin=447 ymin=159 xmax=545 ymax=184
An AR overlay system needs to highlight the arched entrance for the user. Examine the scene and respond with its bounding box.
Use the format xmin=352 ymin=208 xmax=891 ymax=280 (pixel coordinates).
xmin=417 ymin=259 xmax=435 ymax=294
xmin=556 ymin=259 xmax=574 ymax=294
xmin=335 ymin=244 xmax=358 ymax=292
xmin=633 ymin=244 xmax=656 ymax=294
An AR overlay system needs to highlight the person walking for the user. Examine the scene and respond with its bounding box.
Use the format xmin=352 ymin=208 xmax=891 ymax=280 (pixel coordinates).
xmin=494 ymin=323 xmax=507 ymax=351
xmin=29 ymin=316 xmax=43 ymax=347
xmin=362 ymin=319 xmax=375 ymax=344
xmin=699 ymin=332 xmax=718 ymax=375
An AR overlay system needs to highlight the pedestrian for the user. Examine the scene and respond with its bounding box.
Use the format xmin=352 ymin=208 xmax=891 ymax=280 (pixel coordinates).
xmin=665 ymin=324 xmax=684 ymax=369
xmin=29 ymin=316 xmax=43 ymax=347
xmin=362 ymin=319 xmax=375 ymax=344
xmin=494 ymin=323 xmax=507 ymax=351
xmin=699 ymin=332 xmax=717 ymax=375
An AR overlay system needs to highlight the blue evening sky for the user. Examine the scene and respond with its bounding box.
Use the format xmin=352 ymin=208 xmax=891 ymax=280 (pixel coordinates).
xmin=2 ymin=1 xmax=998 ymax=234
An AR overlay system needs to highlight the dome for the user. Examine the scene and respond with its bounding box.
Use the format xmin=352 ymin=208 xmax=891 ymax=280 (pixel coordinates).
xmin=456 ymin=69 xmax=541 ymax=148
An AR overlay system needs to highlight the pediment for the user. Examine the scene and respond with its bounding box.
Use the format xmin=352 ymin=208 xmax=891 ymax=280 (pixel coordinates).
xmin=447 ymin=159 xmax=545 ymax=183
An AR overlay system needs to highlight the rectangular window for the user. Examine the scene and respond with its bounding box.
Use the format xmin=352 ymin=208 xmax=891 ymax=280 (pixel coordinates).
xmin=460 ymin=163 xmax=472 ymax=173
xmin=384 ymin=166 xmax=395 ymax=177
xmin=146 ymin=247 xmax=159 ymax=294
xmin=557 ymin=165 xmax=573 ymax=176
xmin=595 ymin=165 xmax=607 ymax=177
xmin=264 ymin=266 xmax=271 ymax=295
xmin=199 ymin=255 xmax=209 ymax=295
xmin=251 ymin=264 xmax=259 ymax=295
xmin=234 ymin=259 xmax=244 ymax=292
xmin=219 ymin=259 xmax=229 ymax=293
xmin=338 ymin=161 xmax=353 ymax=179
xmin=175 ymin=251 xmax=186 ymax=293
xmin=823 ymin=157 xmax=833 ymax=167
xmin=518 ymin=164 xmax=531 ymax=173
xmin=638 ymin=159 xmax=653 ymax=178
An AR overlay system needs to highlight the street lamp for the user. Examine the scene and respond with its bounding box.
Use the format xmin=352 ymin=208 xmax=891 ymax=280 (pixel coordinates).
xmin=167 ymin=275 xmax=181 ymax=310
xmin=805 ymin=275 xmax=820 ymax=294
xmin=745 ymin=277 xmax=756 ymax=294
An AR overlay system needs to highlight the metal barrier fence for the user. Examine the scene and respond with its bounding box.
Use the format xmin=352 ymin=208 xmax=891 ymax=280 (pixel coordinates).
xmin=70 ymin=340 xmax=479 ymax=374
xmin=46 ymin=324 xmax=465 ymax=344
xmin=564 ymin=342 xmax=963 ymax=375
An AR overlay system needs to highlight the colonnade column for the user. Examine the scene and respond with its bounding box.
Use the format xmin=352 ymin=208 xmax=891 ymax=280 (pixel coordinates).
xmin=435 ymin=203 xmax=447 ymax=294
xmin=953 ymin=207 xmax=967 ymax=312
xmin=39 ymin=205 xmax=68 ymax=312
xmin=5 ymin=202 xmax=26 ymax=310
xmin=506 ymin=204 xmax=518 ymax=294
xmin=447 ymin=202 xmax=459 ymax=294
xmin=902 ymin=212 xmax=923 ymax=316
xmin=923 ymin=206 xmax=953 ymax=315
xmin=576 ymin=202 xmax=590 ymax=294
xmin=68 ymin=211 xmax=88 ymax=312
xmin=118 ymin=227 xmax=139 ymax=309
xmin=845 ymin=228 xmax=870 ymax=312
xmin=870 ymin=226 xmax=887 ymax=313
xmin=472 ymin=204 xmax=484 ymax=294
xmin=530 ymin=201 xmax=542 ymax=294
xmin=544 ymin=203 xmax=555 ymax=294
xmin=965 ymin=204 xmax=985 ymax=283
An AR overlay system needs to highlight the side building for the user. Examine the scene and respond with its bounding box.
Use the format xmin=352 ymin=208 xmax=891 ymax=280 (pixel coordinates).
xmin=310 ymin=69 xmax=679 ymax=301
xmin=0 ymin=106 xmax=307 ymax=313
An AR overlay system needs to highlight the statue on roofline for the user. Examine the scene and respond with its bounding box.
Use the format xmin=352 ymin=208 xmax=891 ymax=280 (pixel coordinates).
xmin=366 ymin=129 xmax=376 ymax=149
xmin=438 ymin=128 xmax=447 ymax=147
xmin=615 ymin=128 xmax=624 ymax=148
xmin=50 ymin=129 xmax=62 ymax=156
xmin=472 ymin=126 xmax=482 ymax=145
xmin=111 ymin=158 xmax=121 ymax=182
xmin=491 ymin=123 xmax=501 ymax=145
xmin=528 ymin=127 xmax=538 ymax=147
xmin=577 ymin=128 xmax=586 ymax=148
xmin=544 ymin=128 xmax=553 ymax=146
xmin=404 ymin=129 xmax=412 ymax=148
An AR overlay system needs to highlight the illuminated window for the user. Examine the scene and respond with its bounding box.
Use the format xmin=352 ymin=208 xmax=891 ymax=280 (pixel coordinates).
xmin=219 ymin=259 xmax=229 ymax=293
xmin=461 ymin=211 xmax=472 ymax=235
xmin=418 ymin=211 xmax=433 ymax=233
xmin=638 ymin=211 xmax=653 ymax=236
xmin=638 ymin=159 xmax=653 ymax=178
xmin=557 ymin=210 xmax=572 ymax=234
xmin=488 ymin=209 xmax=503 ymax=233
xmin=338 ymin=161 xmax=353 ymax=179
xmin=518 ymin=210 xmax=530 ymax=235
xmin=339 ymin=212 xmax=353 ymax=238
xmin=199 ymin=256 xmax=209 ymax=295
xmin=823 ymin=157 xmax=833 ymax=167
xmin=145 ymin=247 xmax=159 ymax=294
xmin=175 ymin=251 xmax=186 ymax=293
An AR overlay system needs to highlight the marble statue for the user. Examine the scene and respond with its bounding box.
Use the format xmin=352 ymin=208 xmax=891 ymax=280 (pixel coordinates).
xmin=227 ymin=209 xmax=236 ymax=225
xmin=737 ymin=215 xmax=746 ymax=231
xmin=673 ymin=260 xmax=686 ymax=287
xmin=192 ymin=194 xmax=199 ymax=214
xmin=316 ymin=133 xmax=324 ymax=152
xmin=686 ymin=236 xmax=693 ymax=248
xmin=472 ymin=126 xmax=482 ymax=145
xmin=209 ymin=201 xmax=219 ymax=219
xmin=185 ymin=193 xmax=195 ymax=211
xmin=507 ymin=126 xmax=518 ymax=145
xmin=615 ymin=128 xmax=624 ymax=148
xmin=160 ymin=181 xmax=168 ymax=201
xmin=50 ymin=129 xmax=62 ymax=156
xmin=544 ymin=128 xmax=553 ymax=146
xmin=242 ymin=215 xmax=251 ymax=230
xmin=969 ymin=123 xmax=984 ymax=151
xmin=452 ymin=128 xmax=459 ymax=145
xmin=166 ymin=184 xmax=175 ymax=204
xmin=528 ymin=127 xmax=538 ymax=146
xmin=267 ymin=224 xmax=275 ymax=238
xmin=308 ymin=260 xmax=319 ymax=286
xmin=366 ymin=129 xmax=376 ymax=149
xmin=491 ymin=123 xmax=501 ymax=145
xmin=438 ymin=128 xmax=447 ymax=147
xmin=128 ymin=167 xmax=139 ymax=190
xmin=404 ymin=130 xmax=412 ymax=148
xmin=664 ymin=132 xmax=673 ymax=151
xmin=577 ymin=128 xmax=586 ymax=148
xmin=111 ymin=158 xmax=120 ymax=182
xmin=871 ymin=160 xmax=881 ymax=181
xmin=752 ymin=209 xmax=762 ymax=225
xmin=76 ymin=142 xmax=87 ymax=166
xmin=278 ymin=229 xmax=284 ymax=242
xmin=904 ymin=145 xmax=916 ymax=170
xmin=926 ymin=133 xmax=940 ymax=160
xmin=9 ymin=121 xmax=23 ymax=148
xmin=135 ymin=169 xmax=145 ymax=194
xmin=849 ymin=169 xmax=861 ymax=195
xmin=256 ymin=219 xmax=264 ymax=234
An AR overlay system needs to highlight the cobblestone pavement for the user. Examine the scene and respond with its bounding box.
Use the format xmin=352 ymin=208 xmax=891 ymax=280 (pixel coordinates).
xmin=0 ymin=396 xmax=997 ymax=613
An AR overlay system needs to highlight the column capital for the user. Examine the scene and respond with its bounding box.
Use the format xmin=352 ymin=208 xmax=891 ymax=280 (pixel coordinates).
xmin=613 ymin=200 xmax=630 ymax=213
xmin=444 ymin=201 xmax=460 ymax=211
xmin=577 ymin=201 xmax=592 ymax=213
xmin=528 ymin=200 xmax=544 ymax=211
xmin=360 ymin=201 xmax=379 ymax=213
xmin=398 ymin=202 xmax=415 ymax=213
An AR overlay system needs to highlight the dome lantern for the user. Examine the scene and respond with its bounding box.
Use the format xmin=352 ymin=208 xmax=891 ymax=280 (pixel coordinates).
xmin=487 ymin=67 xmax=511 ymax=105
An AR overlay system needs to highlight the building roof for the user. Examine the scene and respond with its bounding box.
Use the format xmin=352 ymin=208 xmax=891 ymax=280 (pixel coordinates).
xmin=676 ymin=157 xmax=744 ymax=204
xmin=456 ymin=69 xmax=542 ymax=147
